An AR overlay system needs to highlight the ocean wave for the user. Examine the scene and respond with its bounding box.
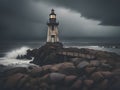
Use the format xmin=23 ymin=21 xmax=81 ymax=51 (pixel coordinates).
xmin=0 ymin=47 xmax=32 ymax=66
xmin=5 ymin=47 xmax=31 ymax=59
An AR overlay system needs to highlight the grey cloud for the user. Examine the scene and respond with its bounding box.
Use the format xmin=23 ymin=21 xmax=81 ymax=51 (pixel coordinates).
xmin=40 ymin=0 xmax=120 ymax=26
xmin=0 ymin=0 xmax=47 ymax=41
xmin=0 ymin=0 xmax=120 ymax=42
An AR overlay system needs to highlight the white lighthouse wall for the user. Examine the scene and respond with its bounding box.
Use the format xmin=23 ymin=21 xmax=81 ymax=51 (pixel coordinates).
xmin=54 ymin=26 xmax=59 ymax=42
xmin=47 ymin=27 xmax=51 ymax=42
xmin=47 ymin=26 xmax=59 ymax=43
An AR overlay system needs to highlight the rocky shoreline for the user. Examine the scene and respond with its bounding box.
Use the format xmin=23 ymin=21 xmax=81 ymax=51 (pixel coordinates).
xmin=0 ymin=43 xmax=120 ymax=90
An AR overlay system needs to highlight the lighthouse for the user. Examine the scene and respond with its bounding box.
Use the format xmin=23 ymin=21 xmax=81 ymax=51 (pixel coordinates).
xmin=47 ymin=9 xmax=59 ymax=43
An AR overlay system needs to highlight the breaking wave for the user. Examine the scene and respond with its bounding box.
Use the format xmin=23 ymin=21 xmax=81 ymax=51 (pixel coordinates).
xmin=0 ymin=47 xmax=33 ymax=66
xmin=5 ymin=47 xmax=30 ymax=59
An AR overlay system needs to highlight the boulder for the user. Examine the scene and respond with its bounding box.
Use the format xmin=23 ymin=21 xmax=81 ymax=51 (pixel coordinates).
xmin=29 ymin=78 xmax=38 ymax=85
xmin=97 ymin=79 xmax=108 ymax=90
xmin=84 ymin=79 xmax=94 ymax=87
xmin=50 ymin=66 xmax=59 ymax=72
xmin=39 ymin=83 xmax=49 ymax=90
xmin=71 ymin=58 xmax=83 ymax=65
xmin=101 ymin=71 xmax=113 ymax=78
xmin=4 ymin=67 xmax=27 ymax=76
xmin=85 ymin=67 xmax=96 ymax=74
xmin=5 ymin=73 xmax=25 ymax=89
xmin=51 ymin=62 xmax=75 ymax=72
xmin=91 ymin=71 xmax=113 ymax=81
xmin=42 ymin=65 xmax=52 ymax=71
xmin=17 ymin=74 xmax=30 ymax=88
xmin=91 ymin=72 xmax=104 ymax=81
xmin=49 ymin=73 xmax=65 ymax=83
xmin=58 ymin=62 xmax=75 ymax=70
xmin=52 ymin=62 xmax=74 ymax=69
xmin=50 ymin=85 xmax=56 ymax=90
xmin=64 ymin=75 xmax=77 ymax=85
xmin=113 ymin=69 xmax=120 ymax=76
xmin=90 ymin=60 xmax=100 ymax=66
xmin=71 ymin=80 xmax=82 ymax=89
xmin=40 ymin=74 xmax=49 ymax=80
xmin=57 ymin=87 xmax=69 ymax=90
xmin=59 ymin=68 xmax=77 ymax=75
xmin=110 ymin=80 xmax=120 ymax=90
xmin=28 ymin=66 xmax=43 ymax=77
xmin=28 ymin=65 xmax=39 ymax=69
xmin=77 ymin=61 xmax=89 ymax=69
xmin=22 ymin=82 xmax=30 ymax=90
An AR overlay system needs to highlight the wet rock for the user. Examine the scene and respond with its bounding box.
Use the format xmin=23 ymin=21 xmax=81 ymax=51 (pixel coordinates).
xmin=71 ymin=80 xmax=82 ymax=89
xmin=28 ymin=65 xmax=37 ymax=68
xmin=50 ymin=85 xmax=56 ymax=90
xmin=113 ymin=69 xmax=120 ymax=76
xmin=0 ymin=64 xmax=5 ymax=69
xmin=84 ymin=79 xmax=94 ymax=87
xmin=64 ymin=75 xmax=77 ymax=85
xmin=91 ymin=72 xmax=104 ymax=81
xmin=53 ymin=62 xmax=74 ymax=70
xmin=23 ymin=82 xmax=31 ymax=90
xmin=29 ymin=78 xmax=40 ymax=89
xmin=85 ymin=67 xmax=96 ymax=74
xmin=16 ymin=55 xmax=32 ymax=60
xmin=59 ymin=68 xmax=77 ymax=75
xmin=71 ymin=58 xmax=83 ymax=65
xmin=77 ymin=61 xmax=89 ymax=69
xmin=99 ymin=59 xmax=107 ymax=64
xmin=17 ymin=74 xmax=30 ymax=89
xmin=101 ymin=71 xmax=113 ymax=78
xmin=96 ymin=51 xmax=111 ymax=59
xmin=4 ymin=67 xmax=28 ymax=76
xmin=97 ymin=79 xmax=108 ymax=90
xmin=82 ymin=86 xmax=88 ymax=90
xmin=0 ymin=43 xmax=120 ymax=90
xmin=30 ymin=43 xmax=63 ymax=66
xmin=49 ymin=73 xmax=65 ymax=83
xmin=28 ymin=65 xmax=42 ymax=71
xmin=101 ymin=63 xmax=113 ymax=70
xmin=42 ymin=65 xmax=52 ymax=71
xmin=51 ymin=62 xmax=75 ymax=73
xmin=50 ymin=65 xmax=59 ymax=72
xmin=110 ymin=80 xmax=120 ymax=90
xmin=57 ymin=87 xmax=69 ymax=90
xmin=101 ymin=79 xmax=109 ymax=87
xmin=5 ymin=73 xmax=25 ymax=89
xmin=40 ymin=74 xmax=49 ymax=81
xmin=28 ymin=66 xmax=43 ymax=77
xmin=90 ymin=60 xmax=100 ymax=66
xmin=39 ymin=83 xmax=49 ymax=90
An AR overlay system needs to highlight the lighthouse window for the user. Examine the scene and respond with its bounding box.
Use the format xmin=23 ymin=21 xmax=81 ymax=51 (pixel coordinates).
xmin=50 ymin=15 xmax=56 ymax=18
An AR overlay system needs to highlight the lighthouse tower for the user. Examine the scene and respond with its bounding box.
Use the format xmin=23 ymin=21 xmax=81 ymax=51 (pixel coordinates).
xmin=47 ymin=9 xmax=59 ymax=43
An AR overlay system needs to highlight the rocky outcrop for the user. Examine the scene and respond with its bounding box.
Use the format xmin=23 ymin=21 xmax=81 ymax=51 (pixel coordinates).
xmin=17 ymin=43 xmax=120 ymax=67
xmin=0 ymin=57 xmax=120 ymax=90
xmin=0 ymin=43 xmax=120 ymax=90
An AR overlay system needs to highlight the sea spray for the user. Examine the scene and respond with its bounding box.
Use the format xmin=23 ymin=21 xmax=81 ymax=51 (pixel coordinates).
xmin=5 ymin=47 xmax=31 ymax=59
xmin=0 ymin=47 xmax=33 ymax=66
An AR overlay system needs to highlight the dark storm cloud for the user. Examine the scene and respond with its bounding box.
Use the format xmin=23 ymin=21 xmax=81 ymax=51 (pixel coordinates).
xmin=0 ymin=0 xmax=46 ymax=41
xmin=40 ymin=0 xmax=120 ymax=26
xmin=0 ymin=0 xmax=120 ymax=41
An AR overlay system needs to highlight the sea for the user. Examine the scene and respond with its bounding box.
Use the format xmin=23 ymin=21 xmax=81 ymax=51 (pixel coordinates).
xmin=0 ymin=39 xmax=120 ymax=66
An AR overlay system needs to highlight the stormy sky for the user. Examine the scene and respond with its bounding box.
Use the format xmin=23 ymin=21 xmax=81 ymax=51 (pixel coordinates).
xmin=0 ymin=0 xmax=120 ymax=41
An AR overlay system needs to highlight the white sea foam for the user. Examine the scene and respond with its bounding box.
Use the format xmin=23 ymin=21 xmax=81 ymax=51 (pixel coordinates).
xmin=5 ymin=47 xmax=30 ymax=59
xmin=0 ymin=47 xmax=33 ymax=66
